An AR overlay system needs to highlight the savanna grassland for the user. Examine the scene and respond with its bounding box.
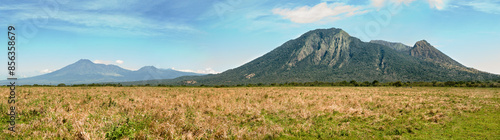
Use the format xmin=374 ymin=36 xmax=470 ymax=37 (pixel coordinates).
xmin=1 ymin=87 xmax=499 ymax=139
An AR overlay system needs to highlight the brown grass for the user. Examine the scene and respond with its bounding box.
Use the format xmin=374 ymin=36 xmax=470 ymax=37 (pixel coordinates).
xmin=1 ymin=87 xmax=499 ymax=139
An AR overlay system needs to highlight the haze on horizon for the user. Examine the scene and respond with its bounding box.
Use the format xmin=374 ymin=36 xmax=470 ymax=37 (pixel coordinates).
xmin=1 ymin=0 xmax=500 ymax=79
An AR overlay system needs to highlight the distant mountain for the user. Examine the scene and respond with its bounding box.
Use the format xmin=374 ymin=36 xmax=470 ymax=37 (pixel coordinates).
xmin=5 ymin=59 xmax=203 ymax=85
xmin=144 ymin=28 xmax=499 ymax=85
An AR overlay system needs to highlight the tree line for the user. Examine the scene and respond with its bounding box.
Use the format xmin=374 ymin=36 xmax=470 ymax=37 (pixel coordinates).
xmin=212 ymin=80 xmax=500 ymax=88
xmin=14 ymin=80 xmax=500 ymax=88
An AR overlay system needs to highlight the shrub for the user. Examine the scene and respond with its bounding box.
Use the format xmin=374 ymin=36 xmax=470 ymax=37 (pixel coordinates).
xmin=394 ymin=81 xmax=403 ymax=87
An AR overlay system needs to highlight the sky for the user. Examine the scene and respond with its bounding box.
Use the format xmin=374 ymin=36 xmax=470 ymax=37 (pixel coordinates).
xmin=1 ymin=0 xmax=500 ymax=79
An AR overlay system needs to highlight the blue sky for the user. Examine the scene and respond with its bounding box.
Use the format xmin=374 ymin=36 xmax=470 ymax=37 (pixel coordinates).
xmin=1 ymin=0 xmax=500 ymax=78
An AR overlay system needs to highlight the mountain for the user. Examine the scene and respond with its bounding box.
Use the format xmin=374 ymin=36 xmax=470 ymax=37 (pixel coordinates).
xmin=409 ymin=40 xmax=464 ymax=67
xmin=370 ymin=40 xmax=465 ymax=67
xmin=145 ymin=28 xmax=499 ymax=85
xmin=370 ymin=40 xmax=411 ymax=52
xmin=6 ymin=59 xmax=202 ymax=85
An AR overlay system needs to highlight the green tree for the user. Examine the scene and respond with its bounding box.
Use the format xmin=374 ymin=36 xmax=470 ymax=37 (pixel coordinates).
xmin=350 ymin=80 xmax=358 ymax=86
xmin=340 ymin=81 xmax=348 ymax=86
xmin=362 ymin=81 xmax=371 ymax=87
xmin=444 ymin=81 xmax=456 ymax=87
xmin=394 ymin=81 xmax=403 ymax=87
xmin=372 ymin=80 xmax=380 ymax=86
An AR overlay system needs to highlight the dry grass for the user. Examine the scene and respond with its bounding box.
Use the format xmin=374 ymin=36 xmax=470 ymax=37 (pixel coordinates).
xmin=1 ymin=87 xmax=499 ymax=139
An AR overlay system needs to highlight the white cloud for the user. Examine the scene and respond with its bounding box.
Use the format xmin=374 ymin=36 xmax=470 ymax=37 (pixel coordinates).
xmin=462 ymin=1 xmax=500 ymax=14
xmin=272 ymin=2 xmax=367 ymax=23
xmin=371 ymin=0 xmax=447 ymax=10
xmin=93 ymin=60 xmax=113 ymax=64
xmin=372 ymin=0 xmax=387 ymax=8
xmin=370 ymin=0 xmax=498 ymax=13
xmin=40 ymin=11 xmax=197 ymax=34
xmin=0 ymin=1 xmax=198 ymax=37
xmin=394 ymin=0 xmax=417 ymax=5
xmin=371 ymin=0 xmax=416 ymax=7
xmin=172 ymin=67 xmax=220 ymax=74
xmin=40 ymin=69 xmax=54 ymax=74
xmin=94 ymin=59 xmax=126 ymax=65
xmin=78 ymin=0 xmax=138 ymax=10
xmin=116 ymin=60 xmax=124 ymax=64
xmin=428 ymin=0 xmax=448 ymax=10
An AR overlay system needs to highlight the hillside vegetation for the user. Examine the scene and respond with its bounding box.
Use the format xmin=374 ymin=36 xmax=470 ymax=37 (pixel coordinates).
xmin=144 ymin=28 xmax=500 ymax=86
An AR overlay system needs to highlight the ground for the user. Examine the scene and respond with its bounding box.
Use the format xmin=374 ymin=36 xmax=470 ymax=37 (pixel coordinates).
xmin=1 ymin=87 xmax=499 ymax=139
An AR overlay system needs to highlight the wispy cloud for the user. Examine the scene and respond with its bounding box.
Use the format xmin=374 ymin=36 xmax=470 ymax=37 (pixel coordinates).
xmin=370 ymin=0 xmax=448 ymax=10
xmin=0 ymin=3 xmax=38 ymax=11
xmin=427 ymin=0 xmax=449 ymax=10
xmin=116 ymin=60 xmax=124 ymax=64
xmin=94 ymin=60 xmax=125 ymax=65
xmin=371 ymin=0 xmax=416 ymax=8
xmin=272 ymin=2 xmax=368 ymax=23
xmin=461 ymin=0 xmax=500 ymax=14
xmin=40 ymin=69 xmax=54 ymax=74
xmin=172 ymin=67 xmax=220 ymax=74
xmin=372 ymin=0 xmax=387 ymax=8
xmin=41 ymin=11 xmax=197 ymax=36
xmin=75 ymin=0 xmax=143 ymax=10
xmin=93 ymin=60 xmax=113 ymax=65
xmin=0 ymin=0 xmax=199 ymax=36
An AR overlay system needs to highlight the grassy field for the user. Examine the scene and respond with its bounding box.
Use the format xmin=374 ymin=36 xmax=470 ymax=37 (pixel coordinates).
xmin=1 ymin=87 xmax=499 ymax=139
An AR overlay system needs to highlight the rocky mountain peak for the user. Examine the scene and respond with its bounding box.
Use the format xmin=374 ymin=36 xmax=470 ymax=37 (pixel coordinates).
xmin=162 ymin=27 xmax=499 ymax=85
xmin=410 ymin=40 xmax=464 ymax=67
xmin=413 ymin=40 xmax=432 ymax=49
xmin=287 ymin=28 xmax=352 ymax=67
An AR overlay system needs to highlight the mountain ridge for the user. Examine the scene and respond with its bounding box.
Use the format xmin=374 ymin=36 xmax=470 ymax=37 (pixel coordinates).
xmin=6 ymin=27 xmax=499 ymax=85
xmin=3 ymin=59 xmax=203 ymax=85
xmin=369 ymin=40 xmax=411 ymax=52
xmin=139 ymin=27 xmax=499 ymax=85
xmin=409 ymin=40 xmax=464 ymax=67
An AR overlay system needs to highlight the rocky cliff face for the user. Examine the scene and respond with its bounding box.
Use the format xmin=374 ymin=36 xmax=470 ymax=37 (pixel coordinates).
xmin=287 ymin=29 xmax=351 ymax=68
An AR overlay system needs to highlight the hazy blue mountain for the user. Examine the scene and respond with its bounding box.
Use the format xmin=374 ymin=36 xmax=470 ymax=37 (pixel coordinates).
xmin=143 ymin=28 xmax=499 ymax=85
xmin=5 ymin=59 xmax=202 ymax=85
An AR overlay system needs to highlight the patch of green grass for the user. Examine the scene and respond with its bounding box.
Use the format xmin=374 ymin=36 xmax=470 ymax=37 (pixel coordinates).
xmin=105 ymin=115 xmax=152 ymax=140
xmin=264 ymin=103 xmax=499 ymax=139
xmin=404 ymin=105 xmax=500 ymax=139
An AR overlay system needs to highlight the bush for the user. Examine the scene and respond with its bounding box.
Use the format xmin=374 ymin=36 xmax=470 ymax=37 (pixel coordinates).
xmin=444 ymin=81 xmax=456 ymax=87
xmin=394 ymin=81 xmax=403 ymax=87
xmin=361 ymin=81 xmax=371 ymax=87
xmin=350 ymin=80 xmax=358 ymax=86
